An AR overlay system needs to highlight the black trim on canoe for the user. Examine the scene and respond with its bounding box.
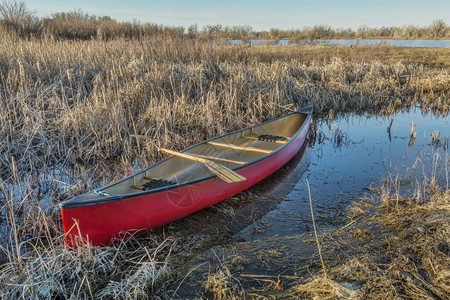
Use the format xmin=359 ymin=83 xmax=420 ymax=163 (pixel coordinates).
xmin=60 ymin=106 xmax=313 ymax=209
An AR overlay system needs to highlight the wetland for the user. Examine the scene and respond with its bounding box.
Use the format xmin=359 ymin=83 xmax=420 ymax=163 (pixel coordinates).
xmin=0 ymin=36 xmax=448 ymax=299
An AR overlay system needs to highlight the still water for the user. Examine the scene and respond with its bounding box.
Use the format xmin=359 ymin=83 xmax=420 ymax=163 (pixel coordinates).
xmin=324 ymin=39 xmax=450 ymax=47
xmin=229 ymin=39 xmax=450 ymax=48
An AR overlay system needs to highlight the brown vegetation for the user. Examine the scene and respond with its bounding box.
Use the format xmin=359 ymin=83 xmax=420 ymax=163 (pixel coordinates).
xmin=0 ymin=30 xmax=448 ymax=298
xmin=284 ymin=167 xmax=449 ymax=299
xmin=0 ymin=36 xmax=448 ymax=175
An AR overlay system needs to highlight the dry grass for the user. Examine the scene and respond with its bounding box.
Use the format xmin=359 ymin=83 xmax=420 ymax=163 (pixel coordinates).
xmin=0 ymin=241 xmax=173 ymax=299
xmin=294 ymin=45 xmax=450 ymax=69
xmin=0 ymin=36 xmax=448 ymax=174
xmin=205 ymin=265 xmax=245 ymax=300
xmin=0 ymin=239 xmax=172 ymax=299
xmin=0 ymin=162 xmax=174 ymax=299
xmin=0 ymin=35 xmax=449 ymax=298
xmin=278 ymin=157 xmax=449 ymax=299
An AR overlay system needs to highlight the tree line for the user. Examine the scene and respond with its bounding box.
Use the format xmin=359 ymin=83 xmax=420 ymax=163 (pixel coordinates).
xmin=0 ymin=0 xmax=448 ymax=41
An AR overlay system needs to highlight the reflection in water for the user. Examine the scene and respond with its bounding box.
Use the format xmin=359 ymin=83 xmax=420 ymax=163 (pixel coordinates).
xmin=408 ymin=121 xmax=416 ymax=146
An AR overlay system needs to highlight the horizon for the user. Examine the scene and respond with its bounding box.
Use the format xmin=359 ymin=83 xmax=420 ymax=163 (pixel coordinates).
xmin=25 ymin=0 xmax=450 ymax=31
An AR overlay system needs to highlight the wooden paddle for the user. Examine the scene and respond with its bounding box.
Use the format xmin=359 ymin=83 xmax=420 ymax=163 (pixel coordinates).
xmin=207 ymin=141 xmax=271 ymax=154
xmin=158 ymin=148 xmax=246 ymax=183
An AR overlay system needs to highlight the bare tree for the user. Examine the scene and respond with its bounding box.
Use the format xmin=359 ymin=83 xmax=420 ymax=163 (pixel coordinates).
xmin=429 ymin=19 xmax=447 ymax=38
xmin=0 ymin=0 xmax=41 ymax=36
xmin=187 ymin=24 xmax=198 ymax=39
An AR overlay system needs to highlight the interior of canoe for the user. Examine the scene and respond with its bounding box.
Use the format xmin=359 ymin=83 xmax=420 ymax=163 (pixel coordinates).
xmin=103 ymin=111 xmax=307 ymax=195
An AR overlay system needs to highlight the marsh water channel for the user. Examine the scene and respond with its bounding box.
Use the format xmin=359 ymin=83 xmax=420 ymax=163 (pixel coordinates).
xmin=166 ymin=108 xmax=448 ymax=297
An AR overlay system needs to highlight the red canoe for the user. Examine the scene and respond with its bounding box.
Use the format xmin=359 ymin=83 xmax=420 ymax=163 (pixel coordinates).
xmin=60 ymin=106 xmax=313 ymax=247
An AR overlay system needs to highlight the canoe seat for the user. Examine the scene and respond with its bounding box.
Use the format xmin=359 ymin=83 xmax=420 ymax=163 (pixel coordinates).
xmin=132 ymin=178 xmax=177 ymax=191
xmin=142 ymin=179 xmax=177 ymax=190
xmin=257 ymin=135 xmax=288 ymax=143
xmin=241 ymin=134 xmax=289 ymax=144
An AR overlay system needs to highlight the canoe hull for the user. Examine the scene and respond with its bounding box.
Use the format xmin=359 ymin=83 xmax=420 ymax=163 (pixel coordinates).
xmin=61 ymin=108 xmax=312 ymax=247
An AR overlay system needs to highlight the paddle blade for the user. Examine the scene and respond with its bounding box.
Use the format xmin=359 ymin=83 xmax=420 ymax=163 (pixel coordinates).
xmin=204 ymin=160 xmax=246 ymax=183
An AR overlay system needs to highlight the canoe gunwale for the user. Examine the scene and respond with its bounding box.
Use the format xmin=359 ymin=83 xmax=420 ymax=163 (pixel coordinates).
xmin=60 ymin=106 xmax=313 ymax=209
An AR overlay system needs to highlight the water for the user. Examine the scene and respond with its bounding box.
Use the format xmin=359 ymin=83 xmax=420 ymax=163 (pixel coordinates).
xmin=228 ymin=39 xmax=450 ymax=48
xmin=324 ymin=39 xmax=450 ymax=47
xmin=238 ymin=109 xmax=448 ymax=241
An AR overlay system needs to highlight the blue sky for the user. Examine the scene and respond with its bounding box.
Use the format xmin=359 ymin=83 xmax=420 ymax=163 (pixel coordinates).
xmin=26 ymin=0 xmax=449 ymax=31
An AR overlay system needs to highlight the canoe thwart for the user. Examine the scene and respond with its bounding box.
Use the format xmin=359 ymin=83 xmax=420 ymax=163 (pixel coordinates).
xmin=207 ymin=141 xmax=272 ymax=154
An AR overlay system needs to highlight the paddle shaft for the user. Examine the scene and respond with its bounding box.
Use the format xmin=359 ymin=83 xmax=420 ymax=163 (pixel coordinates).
xmin=159 ymin=148 xmax=207 ymax=163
